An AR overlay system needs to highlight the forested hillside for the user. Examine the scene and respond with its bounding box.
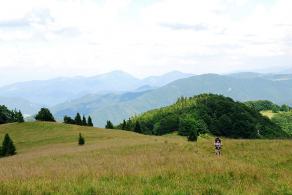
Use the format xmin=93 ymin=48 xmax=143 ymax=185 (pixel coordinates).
xmin=117 ymin=94 xmax=288 ymax=139
xmin=53 ymin=73 xmax=292 ymax=126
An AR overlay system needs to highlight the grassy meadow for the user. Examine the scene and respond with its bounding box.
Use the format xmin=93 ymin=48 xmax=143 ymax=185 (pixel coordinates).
xmin=0 ymin=122 xmax=291 ymax=194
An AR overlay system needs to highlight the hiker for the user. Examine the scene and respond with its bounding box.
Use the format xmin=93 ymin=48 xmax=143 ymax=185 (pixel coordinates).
xmin=214 ymin=137 xmax=222 ymax=156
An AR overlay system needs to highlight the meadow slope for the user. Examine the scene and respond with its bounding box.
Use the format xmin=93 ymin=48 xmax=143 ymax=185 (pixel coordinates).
xmin=0 ymin=122 xmax=291 ymax=194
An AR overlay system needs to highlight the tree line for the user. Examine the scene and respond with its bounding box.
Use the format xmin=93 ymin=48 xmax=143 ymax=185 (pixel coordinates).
xmin=0 ymin=105 xmax=24 ymax=124
xmin=245 ymin=100 xmax=291 ymax=113
xmin=33 ymin=108 xmax=93 ymax=126
xmin=114 ymin=94 xmax=289 ymax=140
xmin=63 ymin=113 xmax=93 ymax=126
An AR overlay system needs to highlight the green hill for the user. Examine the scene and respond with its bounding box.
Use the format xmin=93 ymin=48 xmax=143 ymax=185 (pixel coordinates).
xmin=0 ymin=122 xmax=291 ymax=194
xmin=120 ymin=94 xmax=288 ymax=139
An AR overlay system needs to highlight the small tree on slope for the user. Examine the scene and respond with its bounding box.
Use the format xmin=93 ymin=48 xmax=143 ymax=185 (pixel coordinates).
xmin=1 ymin=133 xmax=16 ymax=156
xmin=35 ymin=108 xmax=55 ymax=122
xmin=87 ymin=116 xmax=93 ymax=127
xmin=82 ymin=115 xmax=87 ymax=126
xmin=74 ymin=113 xmax=82 ymax=126
xmin=105 ymin=120 xmax=114 ymax=129
xmin=78 ymin=133 xmax=85 ymax=145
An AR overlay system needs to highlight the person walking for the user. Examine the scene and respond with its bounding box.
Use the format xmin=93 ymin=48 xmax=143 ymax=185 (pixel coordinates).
xmin=214 ymin=137 xmax=222 ymax=156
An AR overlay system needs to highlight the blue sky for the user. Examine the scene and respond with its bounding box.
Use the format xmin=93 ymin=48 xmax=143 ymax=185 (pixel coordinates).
xmin=0 ymin=0 xmax=291 ymax=85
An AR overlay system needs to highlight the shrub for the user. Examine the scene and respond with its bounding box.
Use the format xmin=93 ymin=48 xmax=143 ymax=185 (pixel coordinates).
xmin=78 ymin=133 xmax=85 ymax=145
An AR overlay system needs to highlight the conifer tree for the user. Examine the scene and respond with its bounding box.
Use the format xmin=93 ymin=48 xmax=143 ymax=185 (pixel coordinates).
xmin=82 ymin=115 xmax=87 ymax=126
xmin=78 ymin=133 xmax=85 ymax=145
xmin=17 ymin=110 xmax=24 ymax=123
xmin=35 ymin=108 xmax=55 ymax=122
xmin=87 ymin=116 xmax=93 ymax=127
xmin=1 ymin=133 xmax=16 ymax=156
xmin=105 ymin=120 xmax=114 ymax=129
xmin=134 ymin=121 xmax=142 ymax=133
xmin=121 ymin=119 xmax=127 ymax=130
xmin=74 ymin=113 xmax=82 ymax=125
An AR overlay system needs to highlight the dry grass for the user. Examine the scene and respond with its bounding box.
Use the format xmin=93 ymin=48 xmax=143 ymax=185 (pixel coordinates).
xmin=0 ymin=122 xmax=291 ymax=194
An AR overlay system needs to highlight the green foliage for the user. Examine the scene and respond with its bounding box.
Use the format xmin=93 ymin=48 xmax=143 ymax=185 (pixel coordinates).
xmin=272 ymin=112 xmax=292 ymax=136
xmin=245 ymin=100 xmax=292 ymax=113
xmin=245 ymin=100 xmax=281 ymax=112
xmin=16 ymin=110 xmax=24 ymax=123
xmin=1 ymin=133 xmax=16 ymax=157
xmin=82 ymin=116 xmax=87 ymax=126
xmin=64 ymin=116 xmax=75 ymax=124
xmin=78 ymin=133 xmax=85 ymax=145
xmin=0 ymin=105 xmax=24 ymax=124
xmin=105 ymin=120 xmax=114 ymax=129
xmin=64 ymin=114 xmax=93 ymax=127
xmin=87 ymin=116 xmax=93 ymax=127
xmin=280 ymin=104 xmax=290 ymax=112
xmin=121 ymin=120 xmax=127 ymax=130
xmin=74 ymin=113 xmax=82 ymax=125
xmin=119 ymin=94 xmax=287 ymax=139
xmin=35 ymin=108 xmax=55 ymax=122
xmin=134 ymin=121 xmax=142 ymax=133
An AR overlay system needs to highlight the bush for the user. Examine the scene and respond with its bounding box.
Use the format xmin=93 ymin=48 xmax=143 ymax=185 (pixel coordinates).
xmin=35 ymin=108 xmax=55 ymax=122
xmin=1 ymin=133 xmax=16 ymax=157
xmin=64 ymin=116 xmax=75 ymax=124
xmin=78 ymin=133 xmax=85 ymax=145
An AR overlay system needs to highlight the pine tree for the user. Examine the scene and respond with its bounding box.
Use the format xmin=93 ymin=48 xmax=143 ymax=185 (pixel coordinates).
xmin=87 ymin=116 xmax=93 ymax=127
xmin=78 ymin=133 xmax=85 ymax=145
xmin=35 ymin=108 xmax=55 ymax=122
xmin=74 ymin=113 xmax=82 ymax=126
xmin=105 ymin=120 xmax=114 ymax=129
xmin=121 ymin=119 xmax=127 ymax=130
xmin=134 ymin=121 xmax=142 ymax=133
xmin=17 ymin=110 xmax=24 ymax=123
xmin=1 ymin=133 xmax=16 ymax=156
xmin=82 ymin=115 xmax=87 ymax=126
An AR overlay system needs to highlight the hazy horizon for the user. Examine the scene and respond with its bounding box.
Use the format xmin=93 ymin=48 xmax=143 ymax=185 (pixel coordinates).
xmin=0 ymin=68 xmax=291 ymax=87
xmin=1 ymin=0 xmax=292 ymax=85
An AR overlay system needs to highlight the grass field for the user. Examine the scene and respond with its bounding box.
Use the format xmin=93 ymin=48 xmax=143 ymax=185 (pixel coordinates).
xmin=260 ymin=110 xmax=276 ymax=119
xmin=0 ymin=122 xmax=291 ymax=194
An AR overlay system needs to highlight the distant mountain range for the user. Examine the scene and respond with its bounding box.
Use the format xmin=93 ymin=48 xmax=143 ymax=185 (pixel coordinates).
xmin=0 ymin=70 xmax=193 ymax=111
xmin=52 ymin=72 xmax=292 ymax=126
xmin=1 ymin=71 xmax=292 ymax=126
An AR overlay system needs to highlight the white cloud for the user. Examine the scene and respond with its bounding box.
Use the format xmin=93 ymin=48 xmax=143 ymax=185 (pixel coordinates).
xmin=0 ymin=0 xmax=291 ymax=85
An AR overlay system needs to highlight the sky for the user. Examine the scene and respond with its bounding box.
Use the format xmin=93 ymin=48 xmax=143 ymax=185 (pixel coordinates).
xmin=0 ymin=0 xmax=292 ymax=85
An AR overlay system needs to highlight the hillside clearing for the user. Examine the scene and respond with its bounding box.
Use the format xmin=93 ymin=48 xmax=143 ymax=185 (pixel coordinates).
xmin=0 ymin=122 xmax=291 ymax=194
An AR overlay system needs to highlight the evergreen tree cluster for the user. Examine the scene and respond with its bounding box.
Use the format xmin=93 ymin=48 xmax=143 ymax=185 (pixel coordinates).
xmin=117 ymin=94 xmax=288 ymax=139
xmin=105 ymin=120 xmax=114 ymax=129
xmin=0 ymin=133 xmax=16 ymax=157
xmin=0 ymin=105 xmax=24 ymax=124
xmin=63 ymin=113 xmax=93 ymax=127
